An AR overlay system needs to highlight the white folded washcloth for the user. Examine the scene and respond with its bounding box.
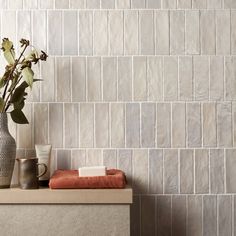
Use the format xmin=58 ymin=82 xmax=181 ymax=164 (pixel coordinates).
xmin=79 ymin=166 xmax=107 ymax=177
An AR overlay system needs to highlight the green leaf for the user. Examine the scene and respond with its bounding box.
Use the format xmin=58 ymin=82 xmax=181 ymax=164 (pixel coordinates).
xmin=22 ymin=67 xmax=34 ymax=88
xmin=2 ymin=39 xmax=13 ymax=51
xmin=0 ymin=98 xmax=4 ymax=112
xmin=10 ymin=109 xmax=29 ymax=124
xmin=4 ymin=50 xmax=15 ymax=64
xmin=2 ymin=39 xmax=15 ymax=65
xmin=0 ymin=77 xmax=5 ymax=89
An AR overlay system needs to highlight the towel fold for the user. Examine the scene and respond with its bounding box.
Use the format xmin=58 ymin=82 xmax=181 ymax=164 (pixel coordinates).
xmin=49 ymin=169 xmax=127 ymax=189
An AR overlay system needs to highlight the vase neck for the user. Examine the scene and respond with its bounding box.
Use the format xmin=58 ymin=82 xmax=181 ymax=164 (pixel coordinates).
xmin=0 ymin=113 xmax=9 ymax=132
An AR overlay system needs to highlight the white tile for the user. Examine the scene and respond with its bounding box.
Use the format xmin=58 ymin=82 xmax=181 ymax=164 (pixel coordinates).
xmin=86 ymin=0 xmax=100 ymax=8
xmin=17 ymin=10 xmax=31 ymax=44
xmin=101 ymin=0 xmax=115 ymax=8
xmin=225 ymin=56 xmax=236 ymax=100
xmin=39 ymin=0 xmax=54 ymax=9
xmin=86 ymin=149 xmax=102 ymax=166
xmin=95 ymin=103 xmax=109 ymax=148
xmin=49 ymin=103 xmax=63 ymax=148
xmin=192 ymin=0 xmax=206 ymax=8
xmin=147 ymin=0 xmax=161 ymax=8
xmin=55 ymin=0 xmax=69 ymax=8
xmin=124 ymin=10 xmax=138 ymax=55
xmin=163 ymin=0 xmax=177 ymax=8
xmin=170 ymin=11 xmax=185 ymax=55
xmin=32 ymin=10 xmax=46 ymax=51
xmin=164 ymin=56 xmax=178 ymax=101
xmin=57 ymin=150 xmax=71 ymax=169
xmin=79 ymin=11 xmax=93 ymax=55
xmin=177 ymin=0 xmax=191 ymax=8
xmin=63 ymin=11 xmax=78 ymax=55
xmin=102 ymin=57 xmax=117 ymax=101
xmin=133 ymin=56 xmax=147 ymax=101
xmin=118 ymin=150 xmax=132 ymax=182
xmin=109 ymin=11 xmax=123 ymax=55
xmin=111 ymin=103 xmax=125 ymax=148
xmin=8 ymin=0 xmax=22 ymax=9
xmin=131 ymin=0 xmax=145 ymax=8
xmin=87 ymin=57 xmax=101 ymax=101
xmin=24 ymin=0 xmax=38 ymax=9
xmin=56 ymin=57 xmax=71 ymax=102
xmin=207 ymin=0 xmax=222 ymax=8
xmin=48 ymin=11 xmax=62 ymax=55
xmin=116 ymin=0 xmax=130 ymax=8
xmin=72 ymin=57 xmax=86 ymax=101
xmin=1 ymin=11 xmax=16 ymax=43
xmin=0 ymin=0 xmax=7 ymax=9
xmin=103 ymin=150 xmax=117 ymax=168
xmin=155 ymin=10 xmax=169 ymax=55
xmin=216 ymin=10 xmax=230 ymax=54
xmin=70 ymin=0 xmax=85 ymax=8
xmin=71 ymin=150 xmax=86 ymax=168
xmin=79 ymin=103 xmax=94 ymax=148
xmin=118 ymin=57 xmax=132 ymax=101
xmin=94 ymin=11 xmax=108 ymax=55
xmin=231 ymin=11 xmax=236 ymax=54
xmin=139 ymin=10 xmax=154 ymax=55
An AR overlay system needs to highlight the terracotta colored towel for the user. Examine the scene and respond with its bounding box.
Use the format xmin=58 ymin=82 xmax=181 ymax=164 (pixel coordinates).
xmin=49 ymin=169 xmax=127 ymax=189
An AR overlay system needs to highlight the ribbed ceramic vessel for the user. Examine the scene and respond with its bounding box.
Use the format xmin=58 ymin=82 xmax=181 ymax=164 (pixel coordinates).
xmin=0 ymin=113 xmax=16 ymax=188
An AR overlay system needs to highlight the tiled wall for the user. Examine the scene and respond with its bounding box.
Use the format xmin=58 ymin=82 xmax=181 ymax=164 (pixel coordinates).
xmin=2 ymin=0 xmax=236 ymax=235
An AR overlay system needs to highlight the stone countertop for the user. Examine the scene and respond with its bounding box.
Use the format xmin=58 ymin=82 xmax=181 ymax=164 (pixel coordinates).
xmin=0 ymin=187 xmax=133 ymax=204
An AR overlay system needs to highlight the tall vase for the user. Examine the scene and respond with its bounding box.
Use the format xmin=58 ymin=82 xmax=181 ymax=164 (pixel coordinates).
xmin=0 ymin=113 xmax=16 ymax=188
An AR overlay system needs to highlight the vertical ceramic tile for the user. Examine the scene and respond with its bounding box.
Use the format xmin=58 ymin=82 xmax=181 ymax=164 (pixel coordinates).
xmin=192 ymin=0 xmax=207 ymax=8
xmin=218 ymin=195 xmax=232 ymax=236
xmin=95 ymin=103 xmax=109 ymax=148
xmin=39 ymin=0 xmax=54 ymax=9
xmin=8 ymin=0 xmax=23 ymax=9
xmin=193 ymin=56 xmax=209 ymax=100
xmin=17 ymin=10 xmax=31 ymax=44
xmin=133 ymin=149 xmax=148 ymax=193
xmin=187 ymin=196 xmax=202 ymax=236
xmin=156 ymin=103 xmax=171 ymax=147
xmin=203 ymin=103 xmax=216 ymax=147
xmin=103 ymin=150 xmax=117 ymax=169
xmin=141 ymin=103 xmax=155 ymax=147
xmin=126 ymin=103 xmax=140 ymax=148
xmin=187 ymin=103 xmax=201 ymax=147
xmin=131 ymin=0 xmax=145 ymax=8
xmin=177 ymin=0 xmax=191 ymax=8
xmin=102 ymin=57 xmax=117 ymax=101
xmin=17 ymin=104 xmax=32 ymax=148
xmin=216 ymin=10 xmax=230 ymax=54
xmin=207 ymin=0 xmax=221 ymax=8
xmin=87 ymin=57 xmax=101 ymax=101
xmin=72 ymin=57 xmax=86 ymax=102
xmin=48 ymin=11 xmax=62 ymax=55
xmin=203 ymin=196 xmax=217 ymax=236
xmin=41 ymin=57 xmax=55 ymax=102
xmin=200 ymin=10 xmax=215 ymax=54
xmin=195 ymin=149 xmax=209 ymax=193
xmin=224 ymin=0 xmax=236 ymax=8
xmin=217 ymin=102 xmax=232 ymax=147
xmin=57 ymin=150 xmax=71 ymax=169
xmin=185 ymin=10 xmax=199 ymax=54
xmin=0 ymin=0 xmax=7 ymax=9
xmin=2 ymin=11 xmax=16 ymax=43
xmin=170 ymin=11 xmax=185 ymax=55
xmin=234 ymin=103 xmax=236 ymax=147
xmin=101 ymin=0 xmax=115 ymax=8
xmin=172 ymin=103 xmax=186 ymax=147
xmin=209 ymin=56 xmax=224 ymax=100
xmin=118 ymin=57 xmax=132 ymax=101
xmin=34 ymin=103 xmax=48 ymax=144
xmin=149 ymin=149 xmax=163 ymax=194
xmin=180 ymin=149 xmax=194 ymax=193
xmin=179 ymin=56 xmax=193 ymax=100
xmin=49 ymin=103 xmax=63 ymax=148
xmin=79 ymin=11 xmax=93 ymax=55
xmin=226 ymin=149 xmax=236 ymax=193
xmin=94 ymin=11 xmax=108 ymax=55
xmin=139 ymin=10 xmax=154 ymax=55
xmin=133 ymin=56 xmax=147 ymax=101
xmin=141 ymin=196 xmax=155 ymax=236
xmin=231 ymin=10 xmax=236 ymax=54
xmin=172 ymin=196 xmax=187 ymax=236
xmin=225 ymin=56 xmax=236 ymax=100
xmin=86 ymin=149 xmax=102 ymax=166
xmin=111 ymin=103 xmax=125 ymax=148
xmin=118 ymin=150 xmax=132 ymax=182
xmin=55 ymin=0 xmax=69 ymax=8
xmin=63 ymin=11 xmax=78 ymax=55
xmin=79 ymin=103 xmax=94 ymax=148
xmin=71 ymin=149 xmax=86 ymax=168
xmin=109 ymin=11 xmax=123 ymax=55
xmin=163 ymin=56 xmax=178 ymax=101
xmin=147 ymin=0 xmax=161 ymax=8
xmin=147 ymin=56 xmax=163 ymax=101
xmin=70 ymin=0 xmax=86 ymax=8
xmin=124 ymin=10 xmax=138 ymax=55
xmin=210 ymin=149 xmax=224 ymax=193
xmin=156 ymin=196 xmax=171 ymax=236
xmin=155 ymin=10 xmax=169 ymax=55
xmin=164 ymin=149 xmax=178 ymax=194
xmin=116 ymin=0 xmax=130 ymax=8
xmin=86 ymin=0 xmax=100 ymax=8
xmin=64 ymin=103 xmax=78 ymax=148
xmin=162 ymin=0 xmax=177 ymax=8
xmin=32 ymin=10 xmax=46 ymax=51
xmin=56 ymin=57 xmax=71 ymax=102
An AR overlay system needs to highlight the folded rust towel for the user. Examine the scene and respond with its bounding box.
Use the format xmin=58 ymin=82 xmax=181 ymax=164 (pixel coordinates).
xmin=49 ymin=169 xmax=127 ymax=189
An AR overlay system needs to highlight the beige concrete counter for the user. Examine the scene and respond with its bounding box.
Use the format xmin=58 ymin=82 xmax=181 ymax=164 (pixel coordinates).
xmin=0 ymin=187 xmax=133 ymax=204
